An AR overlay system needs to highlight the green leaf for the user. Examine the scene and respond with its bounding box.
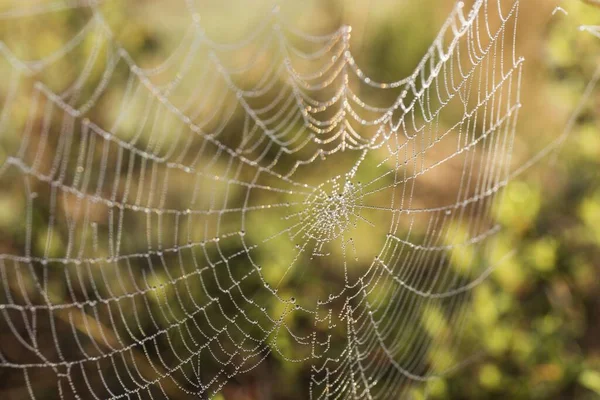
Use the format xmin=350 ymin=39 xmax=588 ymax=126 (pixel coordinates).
xmin=579 ymin=370 xmax=600 ymax=395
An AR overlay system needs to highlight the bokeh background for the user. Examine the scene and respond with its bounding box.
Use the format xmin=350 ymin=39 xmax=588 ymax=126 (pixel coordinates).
xmin=0 ymin=0 xmax=600 ymax=399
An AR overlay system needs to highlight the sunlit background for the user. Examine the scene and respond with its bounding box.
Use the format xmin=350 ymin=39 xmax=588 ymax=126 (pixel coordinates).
xmin=0 ymin=0 xmax=600 ymax=399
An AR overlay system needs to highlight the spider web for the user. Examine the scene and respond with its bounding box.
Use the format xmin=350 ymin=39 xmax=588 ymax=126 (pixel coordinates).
xmin=0 ymin=0 xmax=523 ymax=398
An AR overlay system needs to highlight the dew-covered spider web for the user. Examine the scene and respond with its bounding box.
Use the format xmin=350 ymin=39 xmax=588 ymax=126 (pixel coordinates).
xmin=0 ymin=0 xmax=525 ymax=398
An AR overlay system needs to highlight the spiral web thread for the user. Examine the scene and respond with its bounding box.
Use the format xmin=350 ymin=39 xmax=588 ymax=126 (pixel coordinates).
xmin=0 ymin=0 xmax=522 ymax=398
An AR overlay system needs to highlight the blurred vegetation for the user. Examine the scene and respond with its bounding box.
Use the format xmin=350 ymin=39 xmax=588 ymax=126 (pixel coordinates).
xmin=0 ymin=0 xmax=600 ymax=399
